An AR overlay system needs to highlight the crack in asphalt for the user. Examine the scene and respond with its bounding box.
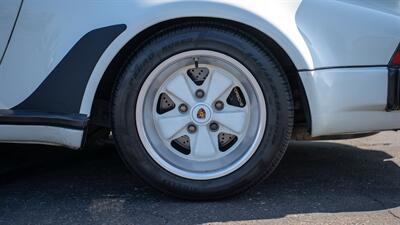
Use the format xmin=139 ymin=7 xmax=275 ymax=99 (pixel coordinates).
xmin=360 ymin=191 xmax=400 ymax=221
xmin=389 ymin=210 xmax=400 ymax=220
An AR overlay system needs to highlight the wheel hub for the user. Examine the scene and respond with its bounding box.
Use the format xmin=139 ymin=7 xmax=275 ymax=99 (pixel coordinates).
xmin=191 ymin=103 xmax=212 ymax=125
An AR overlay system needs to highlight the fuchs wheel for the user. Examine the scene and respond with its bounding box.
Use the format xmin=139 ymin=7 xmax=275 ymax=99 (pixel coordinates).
xmin=137 ymin=50 xmax=266 ymax=180
xmin=112 ymin=22 xmax=293 ymax=200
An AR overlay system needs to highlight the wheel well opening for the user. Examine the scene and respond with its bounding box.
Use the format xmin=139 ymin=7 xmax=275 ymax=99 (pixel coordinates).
xmin=89 ymin=17 xmax=311 ymax=137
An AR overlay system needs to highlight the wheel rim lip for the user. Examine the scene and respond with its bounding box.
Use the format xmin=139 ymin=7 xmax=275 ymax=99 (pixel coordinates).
xmin=136 ymin=50 xmax=267 ymax=180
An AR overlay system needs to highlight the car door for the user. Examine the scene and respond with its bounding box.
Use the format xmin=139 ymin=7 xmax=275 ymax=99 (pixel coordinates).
xmin=0 ymin=0 xmax=22 ymax=63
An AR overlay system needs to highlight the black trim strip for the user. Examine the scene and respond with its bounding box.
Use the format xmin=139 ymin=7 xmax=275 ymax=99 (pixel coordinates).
xmin=0 ymin=110 xmax=88 ymax=130
xmin=298 ymin=65 xmax=387 ymax=72
xmin=12 ymin=24 xmax=127 ymax=114
xmin=387 ymin=67 xmax=400 ymax=111
xmin=386 ymin=42 xmax=400 ymax=111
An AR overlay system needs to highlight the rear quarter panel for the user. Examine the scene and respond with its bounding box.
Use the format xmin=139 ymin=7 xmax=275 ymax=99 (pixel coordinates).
xmin=0 ymin=0 xmax=311 ymax=113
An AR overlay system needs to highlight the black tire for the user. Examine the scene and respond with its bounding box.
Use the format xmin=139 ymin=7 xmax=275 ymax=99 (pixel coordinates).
xmin=111 ymin=21 xmax=293 ymax=200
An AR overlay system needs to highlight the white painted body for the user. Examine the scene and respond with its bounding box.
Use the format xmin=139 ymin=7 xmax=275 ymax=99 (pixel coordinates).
xmin=0 ymin=0 xmax=22 ymax=62
xmin=0 ymin=0 xmax=399 ymax=148
xmin=300 ymin=67 xmax=399 ymax=136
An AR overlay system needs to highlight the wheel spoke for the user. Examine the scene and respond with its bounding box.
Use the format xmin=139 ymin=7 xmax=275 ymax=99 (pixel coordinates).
xmin=217 ymin=125 xmax=240 ymax=137
xmin=191 ymin=126 xmax=218 ymax=158
xmin=166 ymin=73 xmax=196 ymax=106
xmin=213 ymin=110 xmax=247 ymax=133
xmin=157 ymin=114 xmax=191 ymax=140
xmin=205 ymin=69 xmax=233 ymax=104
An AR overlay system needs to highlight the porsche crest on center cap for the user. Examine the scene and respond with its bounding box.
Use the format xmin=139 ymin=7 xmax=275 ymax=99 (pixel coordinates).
xmin=197 ymin=108 xmax=206 ymax=119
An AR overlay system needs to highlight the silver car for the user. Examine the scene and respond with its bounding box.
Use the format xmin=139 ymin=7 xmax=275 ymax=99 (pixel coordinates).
xmin=0 ymin=0 xmax=399 ymax=199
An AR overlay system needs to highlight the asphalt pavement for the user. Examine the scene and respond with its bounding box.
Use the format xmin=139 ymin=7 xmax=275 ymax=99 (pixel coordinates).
xmin=0 ymin=132 xmax=399 ymax=225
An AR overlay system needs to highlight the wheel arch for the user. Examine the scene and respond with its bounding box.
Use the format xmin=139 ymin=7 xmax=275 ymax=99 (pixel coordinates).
xmin=85 ymin=17 xmax=312 ymax=133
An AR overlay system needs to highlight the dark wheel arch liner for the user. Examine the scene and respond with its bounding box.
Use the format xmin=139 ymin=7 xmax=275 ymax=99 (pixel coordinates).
xmin=11 ymin=24 xmax=127 ymax=114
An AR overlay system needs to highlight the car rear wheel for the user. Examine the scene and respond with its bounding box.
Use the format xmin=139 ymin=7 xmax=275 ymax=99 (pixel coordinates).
xmin=112 ymin=22 xmax=293 ymax=200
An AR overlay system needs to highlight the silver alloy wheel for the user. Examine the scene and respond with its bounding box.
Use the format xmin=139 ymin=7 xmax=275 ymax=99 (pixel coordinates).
xmin=136 ymin=50 xmax=267 ymax=180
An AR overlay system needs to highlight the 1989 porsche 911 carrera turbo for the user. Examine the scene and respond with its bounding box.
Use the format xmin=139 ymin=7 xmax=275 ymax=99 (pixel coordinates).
xmin=0 ymin=0 xmax=399 ymax=199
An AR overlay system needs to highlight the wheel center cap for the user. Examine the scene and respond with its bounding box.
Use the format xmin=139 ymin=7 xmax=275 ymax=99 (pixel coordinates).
xmin=191 ymin=103 xmax=212 ymax=125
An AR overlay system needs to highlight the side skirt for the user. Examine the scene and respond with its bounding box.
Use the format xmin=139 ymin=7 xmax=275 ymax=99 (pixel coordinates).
xmin=0 ymin=110 xmax=88 ymax=149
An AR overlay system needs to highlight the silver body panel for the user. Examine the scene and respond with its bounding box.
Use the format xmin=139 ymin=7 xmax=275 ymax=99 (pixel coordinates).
xmin=0 ymin=0 xmax=22 ymax=62
xmin=300 ymin=67 xmax=400 ymax=136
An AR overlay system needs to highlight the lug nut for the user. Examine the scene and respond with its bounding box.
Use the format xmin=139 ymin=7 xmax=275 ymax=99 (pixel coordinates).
xmin=178 ymin=104 xmax=188 ymax=113
xmin=187 ymin=124 xmax=197 ymax=133
xmin=214 ymin=101 xmax=224 ymax=111
xmin=195 ymin=89 xmax=205 ymax=98
xmin=209 ymin=122 xmax=219 ymax=132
